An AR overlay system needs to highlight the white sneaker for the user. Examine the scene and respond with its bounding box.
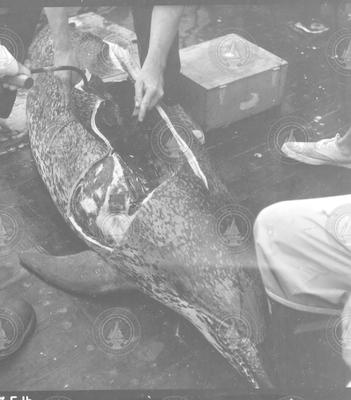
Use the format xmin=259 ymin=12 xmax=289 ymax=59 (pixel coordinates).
xmin=281 ymin=134 xmax=351 ymax=168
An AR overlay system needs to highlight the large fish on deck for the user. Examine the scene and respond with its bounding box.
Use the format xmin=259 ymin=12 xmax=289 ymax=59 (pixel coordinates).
xmin=20 ymin=21 xmax=273 ymax=389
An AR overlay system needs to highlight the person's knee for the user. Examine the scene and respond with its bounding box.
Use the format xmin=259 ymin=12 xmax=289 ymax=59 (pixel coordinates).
xmin=254 ymin=200 xmax=295 ymax=241
xmin=254 ymin=203 xmax=281 ymax=237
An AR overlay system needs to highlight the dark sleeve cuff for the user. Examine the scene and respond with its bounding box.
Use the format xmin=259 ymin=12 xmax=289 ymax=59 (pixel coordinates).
xmin=0 ymin=86 xmax=17 ymax=119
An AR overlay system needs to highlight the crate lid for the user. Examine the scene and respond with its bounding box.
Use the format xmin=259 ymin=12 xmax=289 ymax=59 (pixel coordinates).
xmin=180 ymin=34 xmax=288 ymax=90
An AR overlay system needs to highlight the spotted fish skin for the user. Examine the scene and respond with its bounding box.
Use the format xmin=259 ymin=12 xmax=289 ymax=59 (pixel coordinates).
xmin=26 ymin=23 xmax=272 ymax=389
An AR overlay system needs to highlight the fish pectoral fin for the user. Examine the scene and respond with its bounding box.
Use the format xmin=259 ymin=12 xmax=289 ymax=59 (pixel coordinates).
xmin=19 ymin=250 xmax=136 ymax=296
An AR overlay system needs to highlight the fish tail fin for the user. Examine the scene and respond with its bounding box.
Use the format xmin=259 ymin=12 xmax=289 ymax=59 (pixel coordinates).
xmin=19 ymin=250 xmax=136 ymax=296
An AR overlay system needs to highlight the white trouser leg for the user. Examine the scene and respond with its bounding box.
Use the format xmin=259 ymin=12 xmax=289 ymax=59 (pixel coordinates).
xmin=254 ymin=194 xmax=351 ymax=315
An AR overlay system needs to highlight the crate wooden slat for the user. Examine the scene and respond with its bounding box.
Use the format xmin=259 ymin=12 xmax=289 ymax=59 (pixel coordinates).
xmin=179 ymin=34 xmax=288 ymax=131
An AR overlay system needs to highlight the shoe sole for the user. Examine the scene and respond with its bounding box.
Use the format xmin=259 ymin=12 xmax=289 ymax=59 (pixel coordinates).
xmin=283 ymin=148 xmax=351 ymax=169
xmin=0 ymin=309 xmax=36 ymax=360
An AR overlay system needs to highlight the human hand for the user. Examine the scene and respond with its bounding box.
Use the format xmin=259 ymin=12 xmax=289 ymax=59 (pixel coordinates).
xmin=0 ymin=45 xmax=32 ymax=90
xmin=133 ymin=59 xmax=164 ymax=122
xmin=1 ymin=60 xmax=32 ymax=91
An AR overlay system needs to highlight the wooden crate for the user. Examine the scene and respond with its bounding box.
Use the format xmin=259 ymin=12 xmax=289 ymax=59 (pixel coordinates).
xmin=179 ymin=34 xmax=288 ymax=132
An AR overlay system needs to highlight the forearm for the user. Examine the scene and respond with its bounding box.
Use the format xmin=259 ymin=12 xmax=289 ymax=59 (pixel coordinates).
xmin=145 ymin=5 xmax=184 ymax=71
xmin=0 ymin=45 xmax=19 ymax=77
xmin=44 ymin=7 xmax=71 ymax=52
